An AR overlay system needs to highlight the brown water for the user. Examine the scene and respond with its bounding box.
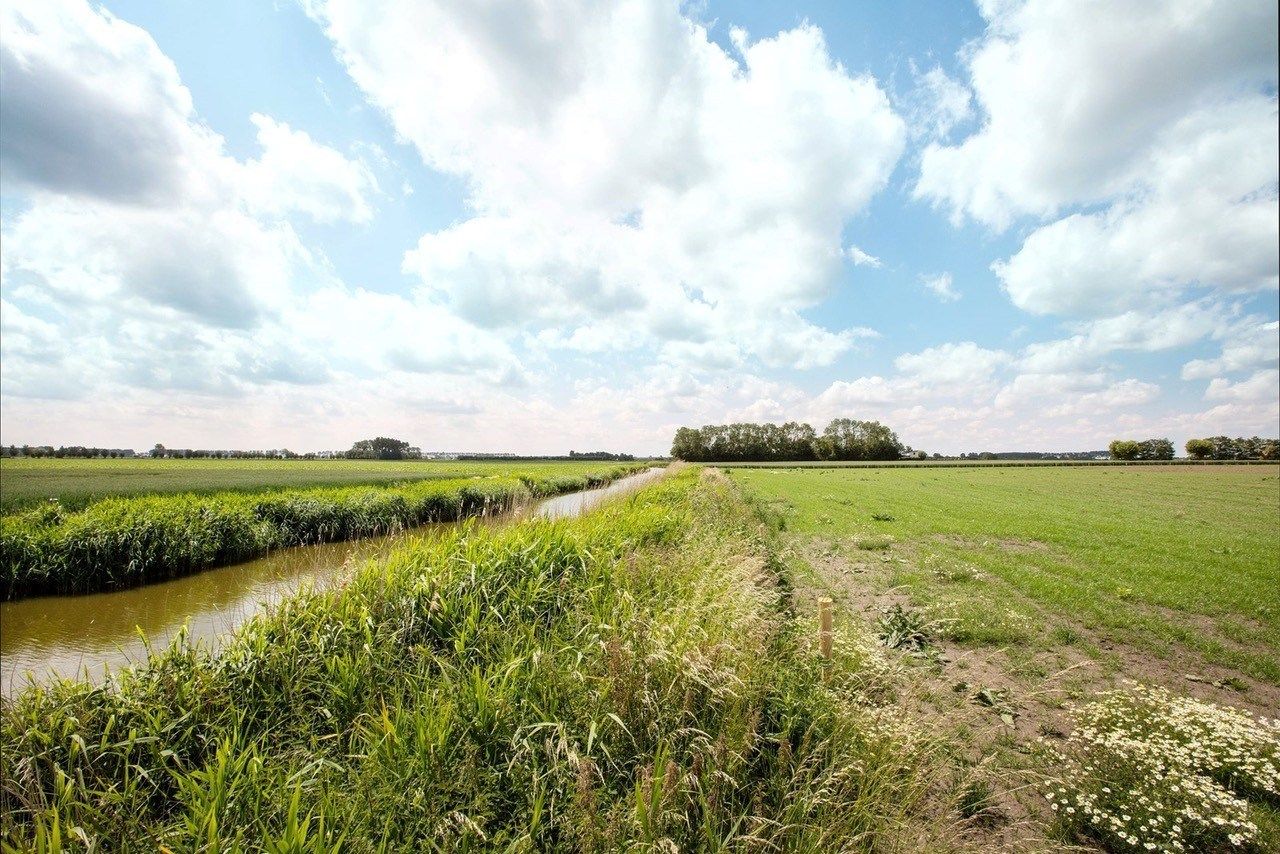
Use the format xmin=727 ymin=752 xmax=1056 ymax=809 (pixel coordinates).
xmin=1 ymin=468 xmax=665 ymax=697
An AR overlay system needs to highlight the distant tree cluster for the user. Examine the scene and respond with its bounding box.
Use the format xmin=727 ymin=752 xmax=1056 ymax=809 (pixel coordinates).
xmin=1107 ymin=438 xmax=1174 ymax=461
xmin=149 ymin=444 xmax=301 ymax=459
xmin=1184 ymin=436 xmax=1279 ymax=460
xmin=670 ymin=419 xmax=909 ymax=462
xmin=568 ymin=450 xmax=636 ymax=461
xmin=3 ymin=445 xmax=136 ymax=458
xmin=954 ymin=450 xmax=1107 ymax=461
xmin=346 ymin=437 xmax=422 ymax=460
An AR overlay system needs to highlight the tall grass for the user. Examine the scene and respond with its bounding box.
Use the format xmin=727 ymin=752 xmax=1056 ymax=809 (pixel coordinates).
xmin=0 ymin=464 xmax=648 ymax=598
xmin=1 ymin=467 xmax=939 ymax=850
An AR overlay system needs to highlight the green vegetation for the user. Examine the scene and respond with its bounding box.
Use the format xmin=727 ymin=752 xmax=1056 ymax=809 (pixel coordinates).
xmin=0 ymin=468 xmax=941 ymax=850
xmin=1 ymin=463 xmax=649 ymax=598
xmin=0 ymin=457 xmax=652 ymax=513
xmin=728 ymin=465 xmax=1280 ymax=682
xmin=670 ymin=418 xmax=909 ymax=462
xmin=1107 ymin=437 xmax=1173 ymax=460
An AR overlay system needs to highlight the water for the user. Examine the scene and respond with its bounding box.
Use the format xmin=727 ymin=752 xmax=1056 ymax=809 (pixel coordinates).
xmin=1 ymin=468 xmax=665 ymax=697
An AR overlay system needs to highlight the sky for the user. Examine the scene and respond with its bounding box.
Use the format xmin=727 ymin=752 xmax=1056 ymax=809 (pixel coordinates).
xmin=0 ymin=0 xmax=1277 ymax=456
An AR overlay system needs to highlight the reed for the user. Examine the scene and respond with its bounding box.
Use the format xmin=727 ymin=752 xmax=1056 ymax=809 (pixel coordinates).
xmin=0 ymin=464 xmax=648 ymax=598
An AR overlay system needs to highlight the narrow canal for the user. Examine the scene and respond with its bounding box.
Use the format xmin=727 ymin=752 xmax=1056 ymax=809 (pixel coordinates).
xmin=1 ymin=467 xmax=666 ymax=697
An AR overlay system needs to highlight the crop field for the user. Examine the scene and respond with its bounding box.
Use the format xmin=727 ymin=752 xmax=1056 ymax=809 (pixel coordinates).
xmin=730 ymin=464 xmax=1280 ymax=849
xmin=0 ymin=457 xmax=646 ymax=512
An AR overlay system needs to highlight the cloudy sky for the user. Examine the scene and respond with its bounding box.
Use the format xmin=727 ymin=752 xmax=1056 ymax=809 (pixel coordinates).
xmin=1 ymin=0 xmax=1276 ymax=455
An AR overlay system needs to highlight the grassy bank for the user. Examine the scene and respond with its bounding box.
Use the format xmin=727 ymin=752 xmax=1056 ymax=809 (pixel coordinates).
xmin=0 ymin=458 xmax=656 ymax=513
xmin=0 ymin=464 xmax=649 ymax=598
xmin=0 ymin=467 xmax=940 ymax=850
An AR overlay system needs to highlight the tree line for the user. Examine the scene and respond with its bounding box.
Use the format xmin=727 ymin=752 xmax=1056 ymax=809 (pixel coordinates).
xmin=671 ymin=419 xmax=911 ymax=462
xmin=1184 ymin=436 xmax=1279 ymax=460
xmin=1107 ymin=438 xmax=1174 ymax=461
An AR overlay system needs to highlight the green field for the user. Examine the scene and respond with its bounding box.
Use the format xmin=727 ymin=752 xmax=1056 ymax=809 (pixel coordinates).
xmin=730 ymin=465 xmax=1280 ymax=681
xmin=0 ymin=457 xmax=645 ymax=512
xmin=728 ymin=464 xmax=1280 ymax=849
xmin=3 ymin=465 xmax=1277 ymax=851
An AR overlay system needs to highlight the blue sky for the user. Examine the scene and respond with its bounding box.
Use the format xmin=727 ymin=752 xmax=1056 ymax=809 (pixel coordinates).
xmin=1 ymin=0 xmax=1276 ymax=455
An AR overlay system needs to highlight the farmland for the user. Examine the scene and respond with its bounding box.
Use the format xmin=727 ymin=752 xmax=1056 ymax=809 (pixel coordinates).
xmin=730 ymin=464 xmax=1280 ymax=849
xmin=1 ymin=463 xmax=1277 ymax=851
xmin=0 ymin=457 xmax=649 ymax=513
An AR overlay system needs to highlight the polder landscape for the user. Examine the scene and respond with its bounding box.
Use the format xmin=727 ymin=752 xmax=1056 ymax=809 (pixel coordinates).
xmin=1 ymin=425 xmax=1278 ymax=852
xmin=3 ymin=0 xmax=1279 ymax=851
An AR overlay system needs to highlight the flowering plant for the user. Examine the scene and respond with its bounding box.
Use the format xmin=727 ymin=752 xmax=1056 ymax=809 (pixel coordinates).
xmin=1040 ymin=683 xmax=1277 ymax=851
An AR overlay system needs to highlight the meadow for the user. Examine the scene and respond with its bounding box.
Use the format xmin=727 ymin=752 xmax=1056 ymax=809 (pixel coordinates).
xmin=0 ymin=457 xmax=646 ymax=513
xmin=0 ymin=468 xmax=947 ymax=850
xmin=0 ymin=460 xmax=650 ymax=597
xmin=730 ymin=464 xmax=1280 ymax=849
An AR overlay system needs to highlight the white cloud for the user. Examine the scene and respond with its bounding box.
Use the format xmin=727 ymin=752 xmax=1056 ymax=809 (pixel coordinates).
xmin=1017 ymin=301 xmax=1237 ymax=374
xmin=894 ymin=341 xmax=1008 ymax=384
xmin=920 ymin=272 xmax=961 ymax=302
xmin=1182 ymin=319 xmax=1279 ymax=380
xmin=0 ymin=0 xmax=403 ymax=400
xmin=308 ymin=0 xmax=906 ymax=368
xmin=904 ymin=64 xmax=972 ymax=140
xmin=847 ymin=245 xmax=882 ymax=268
xmin=1204 ymin=369 xmax=1279 ymax=403
xmin=916 ymin=0 xmax=1277 ymax=229
xmin=240 ymin=114 xmax=378 ymax=224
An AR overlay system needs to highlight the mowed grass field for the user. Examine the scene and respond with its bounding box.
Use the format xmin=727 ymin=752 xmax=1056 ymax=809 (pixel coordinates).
xmin=0 ymin=457 xmax=643 ymax=512
xmin=729 ymin=465 xmax=1280 ymax=684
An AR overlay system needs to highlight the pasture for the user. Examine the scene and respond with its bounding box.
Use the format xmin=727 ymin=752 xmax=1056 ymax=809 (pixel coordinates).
xmin=0 ymin=457 xmax=643 ymax=512
xmin=731 ymin=464 xmax=1280 ymax=849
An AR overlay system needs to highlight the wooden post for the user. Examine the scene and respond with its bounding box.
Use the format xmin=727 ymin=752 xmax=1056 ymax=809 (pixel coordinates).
xmin=818 ymin=597 xmax=833 ymax=666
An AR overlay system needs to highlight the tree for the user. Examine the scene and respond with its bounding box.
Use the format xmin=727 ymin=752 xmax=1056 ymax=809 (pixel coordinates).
xmin=1185 ymin=439 xmax=1212 ymax=460
xmin=347 ymin=437 xmax=413 ymax=460
xmin=1109 ymin=440 xmax=1141 ymax=461
xmin=1137 ymin=438 xmax=1173 ymax=460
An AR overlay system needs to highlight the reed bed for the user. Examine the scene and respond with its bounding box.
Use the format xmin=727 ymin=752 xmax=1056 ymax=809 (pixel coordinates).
xmin=0 ymin=464 xmax=648 ymax=598
xmin=0 ymin=467 xmax=939 ymax=851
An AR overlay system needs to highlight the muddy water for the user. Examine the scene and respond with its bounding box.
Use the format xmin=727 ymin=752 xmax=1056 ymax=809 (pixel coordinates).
xmin=1 ymin=468 xmax=665 ymax=697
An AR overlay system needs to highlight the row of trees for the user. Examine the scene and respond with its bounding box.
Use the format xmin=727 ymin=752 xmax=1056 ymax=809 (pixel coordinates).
xmin=1185 ymin=436 xmax=1279 ymax=460
xmin=670 ymin=419 xmax=910 ymax=462
xmin=3 ymin=445 xmax=136 ymax=458
xmin=1107 ymin=438 xmax=1174 ymax=460
xmin=345 ymin=437 xmax=422 ymax=460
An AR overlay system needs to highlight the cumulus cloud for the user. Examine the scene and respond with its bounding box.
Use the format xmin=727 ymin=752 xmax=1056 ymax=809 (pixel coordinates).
xmin=307 ymin=0 xmax=906 ymax=368
xmin=1182 ymin=319 xmax=1279 ymax=380
xmin=0 ymin=0 xmax=397 ymax=399
xmin=916 ymin=0 xmax=1277 ymax=228
xmin=240 ymin=114 xmax=379 ymax=224
xmin=1204 ymin=369 xmax=1280 ymax=403
xmin=918 ymin=0 xmax=1277 ymax=335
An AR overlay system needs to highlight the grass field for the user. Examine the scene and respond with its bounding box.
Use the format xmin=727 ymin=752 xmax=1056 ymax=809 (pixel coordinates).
xmin=0 ymin=457 xmax=647 ymax=512
xmin=730 ymin=464 xmax=1280 ymax=850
